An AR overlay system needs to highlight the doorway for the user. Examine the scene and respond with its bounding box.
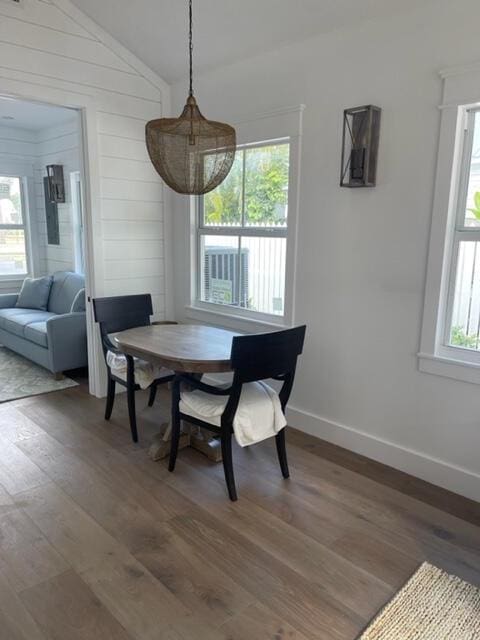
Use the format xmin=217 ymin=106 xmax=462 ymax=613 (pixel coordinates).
xmin=0 ymin=94 xmax=94 ymax=402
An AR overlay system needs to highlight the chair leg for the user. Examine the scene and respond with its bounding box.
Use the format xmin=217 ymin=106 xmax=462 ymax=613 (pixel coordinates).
xmin=168 ymin=378 xmax=181 ymax=472
xmin=221 ymin=428 xmax=238 ymax=501
xmin=275 ymin=428 xmax=289 ymax=479
xmin=105 ymin=376 xmax=115 ymax=420
xmin=148 ymin=383 xmax=157 ymax=407
xmin=125 ymin=355 xmax=138 ymax=443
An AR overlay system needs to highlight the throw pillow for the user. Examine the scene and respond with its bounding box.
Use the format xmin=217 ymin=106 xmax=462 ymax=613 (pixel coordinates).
xmin=15 ymin=276 xmax=53 ymax=311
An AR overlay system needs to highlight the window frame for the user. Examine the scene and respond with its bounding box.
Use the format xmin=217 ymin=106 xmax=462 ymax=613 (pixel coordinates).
xmin=186 ymin=106 xmax=304 ymax=330
xmin=195 ymin=137 xmax=290 ymax=321
xmin=419 ymin=61 xmax=480 ymax=384
xmin=0 ymin=174 xmax=32 ymax=282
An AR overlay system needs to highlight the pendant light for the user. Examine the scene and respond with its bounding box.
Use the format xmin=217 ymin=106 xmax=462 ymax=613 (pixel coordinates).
xmin=146 ymin=0 xmax=236 ymax=195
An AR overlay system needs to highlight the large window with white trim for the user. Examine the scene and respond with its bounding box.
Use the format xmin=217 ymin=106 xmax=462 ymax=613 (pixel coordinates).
xmin=196 ymin=140 xmax=290 ymax=318
xmin=0 ymin=176 xmax=29 ymax=278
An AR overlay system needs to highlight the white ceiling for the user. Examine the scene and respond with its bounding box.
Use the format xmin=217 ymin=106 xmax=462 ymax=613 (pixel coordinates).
xmin=0 ymin=97 xmax=77 ymax=131
xmin=70 ymin=0 xmax=433 ymax=83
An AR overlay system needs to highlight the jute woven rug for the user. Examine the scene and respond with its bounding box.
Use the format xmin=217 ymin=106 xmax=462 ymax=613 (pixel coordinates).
xmin=359 ymin=562 xmax=480 ymax=639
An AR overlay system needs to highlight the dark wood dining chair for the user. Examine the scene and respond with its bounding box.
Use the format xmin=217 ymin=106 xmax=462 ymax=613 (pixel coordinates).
xmin=93 ymin=294 xmax=174 ymax=443
xmin=168 ymin=325 xmax=306 ymax=501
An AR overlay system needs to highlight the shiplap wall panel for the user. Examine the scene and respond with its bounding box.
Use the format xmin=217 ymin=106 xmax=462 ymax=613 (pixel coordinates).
xmin=33 ymin=119 xmax=80 ymax=274
xmin=100 ymin=199 xmax=162 ymax=221
xmin=0 ymin=43 xmax=159 ymax=100
xmin=96 ymin=113 xmax=147 ymax=140
xmin=100 ymin=178 xmax=163 ymax=203
xmin=99 ymin=157 xmax=159 ymax=183
xmin=0 ymin=1 xmax=93 ymax=39
xmin=103 ymin=239 xmax=164 ymax=261
xmin=0 ymin=0 xmax=167 ymax=321
xmin=0 ymin=17 xmax=133 ymax=72
xmin=99 ymin=135 xmax=151 ymax=163
xmin=101 ymin=220 xmax=163 ymax=241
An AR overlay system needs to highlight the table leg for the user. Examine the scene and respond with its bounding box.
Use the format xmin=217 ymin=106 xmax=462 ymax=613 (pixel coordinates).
xmin=148 ymin=374 xmax=223 ymax=463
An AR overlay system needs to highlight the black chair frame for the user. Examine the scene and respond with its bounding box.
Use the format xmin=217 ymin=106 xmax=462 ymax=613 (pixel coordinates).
xmin=169 ymin=325 xmax=306 ymax=501
xmin=93 ymin=294 xmax=174 ymax=443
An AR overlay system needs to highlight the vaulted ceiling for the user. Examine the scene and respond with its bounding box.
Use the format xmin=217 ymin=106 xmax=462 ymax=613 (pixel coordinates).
xmin=71 ymin=0 xmax=432 ymax=83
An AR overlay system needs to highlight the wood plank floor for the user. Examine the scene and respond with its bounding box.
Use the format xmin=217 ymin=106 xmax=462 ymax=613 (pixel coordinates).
xmin=0 ymin=385 xmax=479 ymax=640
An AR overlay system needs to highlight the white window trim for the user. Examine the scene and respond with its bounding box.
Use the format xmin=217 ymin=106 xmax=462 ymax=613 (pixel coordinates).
xmin=419 ymin=61 xmax=480 ymax=384
xmin=0 ymin=172 xmax=35 ymax=282
xmin=185 ymin=105 xmax=304 ymax=330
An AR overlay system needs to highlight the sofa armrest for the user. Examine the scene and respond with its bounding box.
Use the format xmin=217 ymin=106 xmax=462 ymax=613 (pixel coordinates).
xmin=46 ymin=312 xmax=88 ymax=373
xmin=0 ymin=293 xmax=18 ymax=309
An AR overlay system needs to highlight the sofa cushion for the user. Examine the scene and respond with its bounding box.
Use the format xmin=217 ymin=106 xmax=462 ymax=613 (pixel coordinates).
xmin=70 ymin=288 xmax=86 ymax=313
xmin=48 ymin=271 xmax=85 ymax=315
xmin=0 ymin=309 xmax=55 ymax=339
xmin=23 ymin=321 xmax=48 ymax=348
xmin=16 ymin=275 xmax=53 ymax=311
xmin=0 ymin=308 xmax=29 ymax=330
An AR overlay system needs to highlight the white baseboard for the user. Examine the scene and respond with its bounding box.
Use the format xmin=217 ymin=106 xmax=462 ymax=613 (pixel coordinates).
xmin=286 ymin=405 xmax=480 ymax=503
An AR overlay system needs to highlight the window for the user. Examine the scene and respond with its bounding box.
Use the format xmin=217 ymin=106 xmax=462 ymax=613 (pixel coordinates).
xmin=197 ymin=140 xmax=290 ymax=318
xmin=446 ymin=109 xmax=480 ymax=352
xmin=419 ymin=62 xmax=480 ymax=384
xmin=0 ymin=176 xmax=28 ymax=278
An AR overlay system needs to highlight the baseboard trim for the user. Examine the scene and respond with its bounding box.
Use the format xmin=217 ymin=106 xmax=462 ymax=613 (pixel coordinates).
xmin=286 ymin=405 xmax=480 ymax=503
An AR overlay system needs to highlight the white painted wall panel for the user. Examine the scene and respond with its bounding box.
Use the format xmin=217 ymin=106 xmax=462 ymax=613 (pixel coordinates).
xmin=0 ymin=0 xmax=169 ymax=328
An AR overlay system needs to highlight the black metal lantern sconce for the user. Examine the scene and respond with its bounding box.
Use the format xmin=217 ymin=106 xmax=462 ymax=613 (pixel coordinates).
xmin=46 ymin=164 xmax=65 ymax=203
xmin=340 ymin=105 xmax=381 ymax=188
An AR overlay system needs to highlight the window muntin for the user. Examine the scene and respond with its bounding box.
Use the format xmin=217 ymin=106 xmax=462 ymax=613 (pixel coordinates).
xmin=197 ymin=140 xmax=289 ymax=317
xmin=0 ymin=177 xmax=28 ymax=277
xmin=446 ymin=109 xmax=480 ymax=351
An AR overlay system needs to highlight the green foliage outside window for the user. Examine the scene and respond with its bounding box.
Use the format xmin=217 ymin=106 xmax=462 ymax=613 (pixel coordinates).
xmin=204 ymin=144 xmax=289 ymax=226
xmin=468 ymin=191 xmax=480 ymax=220
xmin=450 ymin=325 xmax=479 ymax=349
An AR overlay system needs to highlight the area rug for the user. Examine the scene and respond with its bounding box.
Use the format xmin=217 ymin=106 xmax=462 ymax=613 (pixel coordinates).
xmin=358 ymin=562 xmax=480 ymax=639
xmin=0 ymin=345 xmax=78 ymax=403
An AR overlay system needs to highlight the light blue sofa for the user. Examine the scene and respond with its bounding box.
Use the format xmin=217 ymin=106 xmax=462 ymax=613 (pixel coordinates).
xmin=0 ymin=271 xmax=87 ymax=375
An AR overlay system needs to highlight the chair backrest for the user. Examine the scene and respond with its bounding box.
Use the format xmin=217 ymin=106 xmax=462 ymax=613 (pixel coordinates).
xmin=92 ymin=295 xmax=153 ymax=348
xmin=230 ymin=325 xmax=306 ymax=383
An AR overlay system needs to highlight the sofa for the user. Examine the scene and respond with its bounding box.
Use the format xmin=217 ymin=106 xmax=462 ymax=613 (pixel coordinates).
xmin=0 ymin=271 xmax=88 ymax=375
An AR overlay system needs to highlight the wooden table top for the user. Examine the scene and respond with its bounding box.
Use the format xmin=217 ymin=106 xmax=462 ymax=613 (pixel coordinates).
xmin=113 ymin=324 xmax=240 ymax=373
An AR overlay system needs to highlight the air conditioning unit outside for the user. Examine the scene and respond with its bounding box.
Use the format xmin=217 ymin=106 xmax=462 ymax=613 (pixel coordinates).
xmin=204 ymin=247 xmax=248 ymax=308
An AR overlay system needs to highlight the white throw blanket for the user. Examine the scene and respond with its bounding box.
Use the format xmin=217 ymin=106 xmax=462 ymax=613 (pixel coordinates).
xmin=106 ymin=350 xmax=172 ymax=390
xmin=179 ymin=380 xmax=287 ymax=447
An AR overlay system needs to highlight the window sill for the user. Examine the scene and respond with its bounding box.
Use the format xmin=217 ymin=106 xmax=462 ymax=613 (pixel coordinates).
xmin=418 ymin=351 xmax=480 ymax=385
xmin=185 ymin=304 xmax=290 ymax=334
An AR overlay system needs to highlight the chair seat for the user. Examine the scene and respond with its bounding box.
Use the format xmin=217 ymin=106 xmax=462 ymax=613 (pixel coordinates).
xmin=106 ymin=350 xmax=173 ymax=389
xmin=180 ymin=381 xmax=287 ymax=447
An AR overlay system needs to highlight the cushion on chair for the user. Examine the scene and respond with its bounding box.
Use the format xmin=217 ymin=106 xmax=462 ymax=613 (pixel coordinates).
xmin=106 ymin=350 xmax=173 ymax=390
xmin=23 ymin=321 xmax=48 ymax=347
xmin=15 ymin=276 xmax=53 ymax=311
xmin=180 ymin=381 xmax=287 ymax=447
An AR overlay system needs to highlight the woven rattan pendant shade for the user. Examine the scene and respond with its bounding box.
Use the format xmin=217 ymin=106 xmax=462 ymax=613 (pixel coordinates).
xmin=146 ymin=96 xmax=236 ymax=195
xmin=145 ymin=0 xmax=236 ymax=195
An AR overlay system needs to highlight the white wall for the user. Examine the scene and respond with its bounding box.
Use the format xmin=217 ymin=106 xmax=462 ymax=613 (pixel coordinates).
xmin=34 ymin=118 xmax=80 ymax=275
xmin=0 ymin=0 xmax=170 ymax=322
xmin=172 ymin=0 xmax=480 ymax=500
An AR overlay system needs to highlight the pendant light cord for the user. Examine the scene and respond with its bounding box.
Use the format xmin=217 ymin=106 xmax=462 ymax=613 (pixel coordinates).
xmin=189 ymin=0 xmax=193 ymax=97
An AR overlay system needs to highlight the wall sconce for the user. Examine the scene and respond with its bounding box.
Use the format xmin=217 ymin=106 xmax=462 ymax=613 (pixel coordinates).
xmin=340 ymin=105 xmax=381 ymax=187
xmin=46 ymin=165 xmax=65 ymax=203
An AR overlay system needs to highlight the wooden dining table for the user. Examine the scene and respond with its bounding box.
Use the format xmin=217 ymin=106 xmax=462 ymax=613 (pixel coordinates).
xmin=113 ymin=323 xmax=239 ymax=462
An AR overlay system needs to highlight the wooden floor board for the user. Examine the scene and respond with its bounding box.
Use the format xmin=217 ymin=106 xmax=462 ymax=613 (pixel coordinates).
xmin=0 ymin=384 xmax=477 ymax=640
